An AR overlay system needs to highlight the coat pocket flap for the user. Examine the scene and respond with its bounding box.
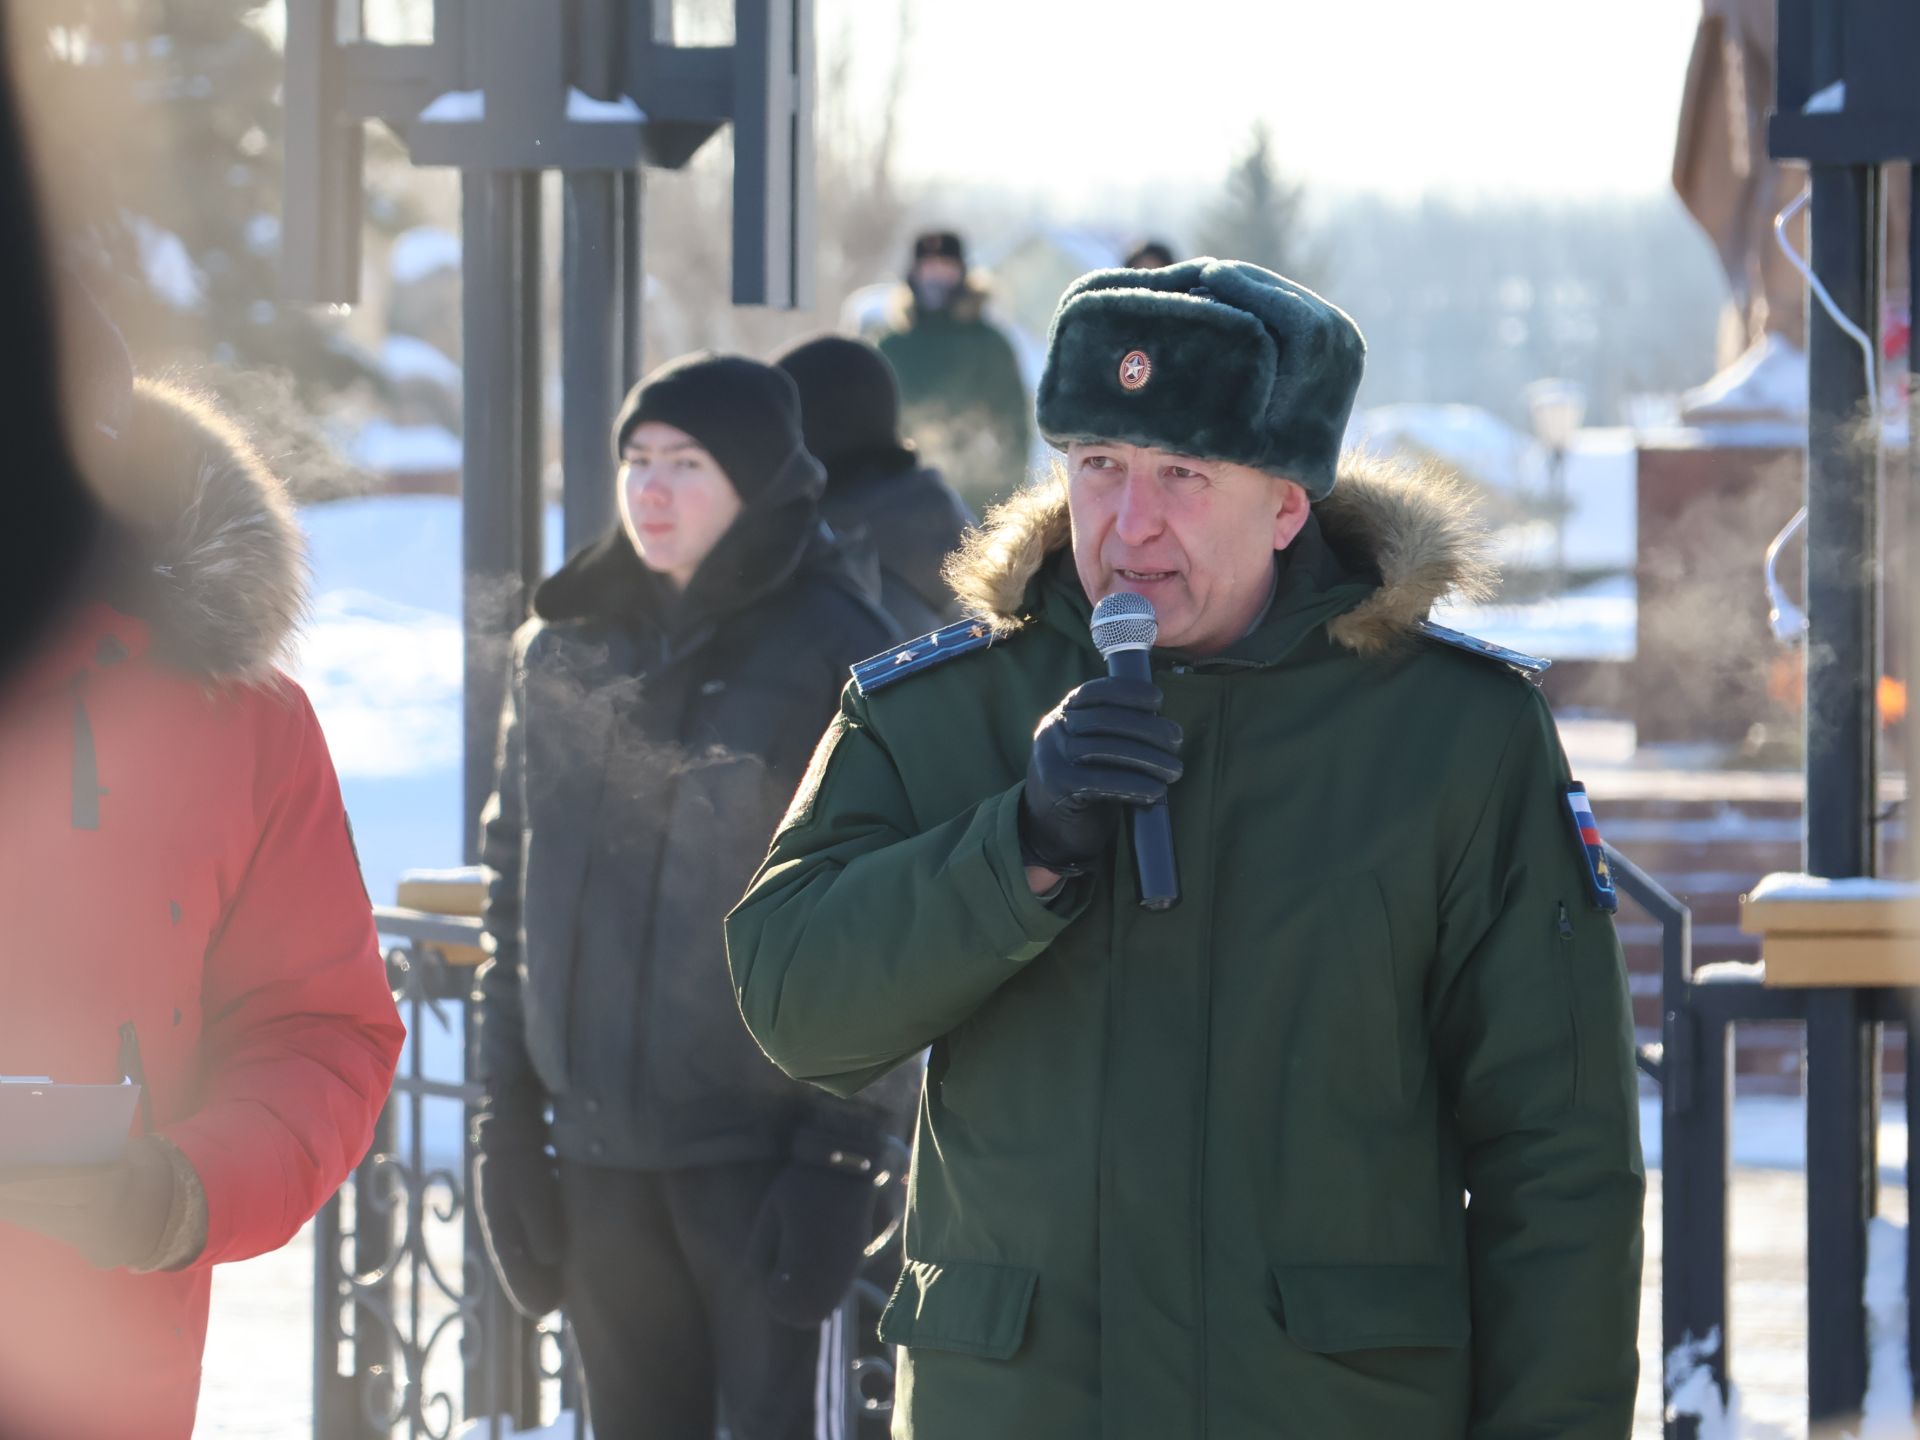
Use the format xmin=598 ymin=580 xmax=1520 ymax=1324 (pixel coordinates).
xmin=1271 ymin=1263 xmax=1470 ymax=1353
xmin=877 ymin=1257 xmax=1037 ymax=1360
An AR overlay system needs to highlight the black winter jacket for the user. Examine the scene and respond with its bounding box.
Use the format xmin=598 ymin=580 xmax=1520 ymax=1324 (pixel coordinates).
xmin=819 ymin=453 xmax=973 ymax=637
xmin=476 ymin=453 xmax=906 ymax=1170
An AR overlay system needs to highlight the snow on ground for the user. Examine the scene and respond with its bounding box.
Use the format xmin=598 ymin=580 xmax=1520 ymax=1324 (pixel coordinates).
xmin=379 ymin=333 xmax=463 ymax=391
xmin=348 ymin=420 xmax=463 ymax=475
xmin=293 ymin=494 xmax=564 ymax=911
xmin=388 ymin=226 xmax=462 ymax=285
xmin=293 ymin=496 xmax=565 ymax=1162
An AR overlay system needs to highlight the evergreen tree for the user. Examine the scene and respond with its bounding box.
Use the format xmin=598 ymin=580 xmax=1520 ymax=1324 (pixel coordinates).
xmin=1199 ymin=122 xmax=1322 ymax=286
xmin=14 ymin=0 xmax=374 ymax=395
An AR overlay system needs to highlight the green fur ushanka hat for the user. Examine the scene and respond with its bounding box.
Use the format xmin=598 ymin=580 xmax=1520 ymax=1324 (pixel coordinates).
xmin=1035 ymin=257 xmax=1365 ymax=501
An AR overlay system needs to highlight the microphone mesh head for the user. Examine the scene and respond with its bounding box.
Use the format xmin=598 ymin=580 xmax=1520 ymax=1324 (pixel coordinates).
xmin=1091 ymin=591 xmax=1157 ymax=655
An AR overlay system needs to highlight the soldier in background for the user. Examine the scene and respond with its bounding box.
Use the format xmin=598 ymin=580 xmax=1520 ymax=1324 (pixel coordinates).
xmin=875 ymin=230 xmax=1032 ymax=513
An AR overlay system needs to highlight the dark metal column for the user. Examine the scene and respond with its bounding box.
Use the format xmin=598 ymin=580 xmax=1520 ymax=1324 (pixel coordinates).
xmin=1803 ymin=158 xmax=1883 ymax=1427
xmin=562 ymin=173 xmax=622 ymax=555
xmin=1906 ymin=157 xmax=1920 ymax=1413
xmin=619 ymin=167 xmax=645 ymax=393
xmin=459 ymin=171 xmax=528 ymax=860
xmin=518 ymin=174 xmax=546 ymax=592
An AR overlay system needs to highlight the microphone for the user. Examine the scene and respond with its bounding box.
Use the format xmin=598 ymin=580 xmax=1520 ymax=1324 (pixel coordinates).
xmin=1090 ymin=592 xmax=1179 ymax=912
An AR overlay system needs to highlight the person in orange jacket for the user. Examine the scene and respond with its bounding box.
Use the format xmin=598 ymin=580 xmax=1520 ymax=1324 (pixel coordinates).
xmin=0 ymin=351 xmax=406 ymax=1440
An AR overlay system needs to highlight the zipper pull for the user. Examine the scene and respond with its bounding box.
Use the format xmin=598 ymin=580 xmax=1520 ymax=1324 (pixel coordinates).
xmin=1557 ymin=902 xmax=1575 ymax=942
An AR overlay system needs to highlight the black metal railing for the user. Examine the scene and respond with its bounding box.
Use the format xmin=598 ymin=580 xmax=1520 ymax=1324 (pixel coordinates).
xmin=313 ymin=908 xmax=906 ymax=1439
xmin=1636 ymin=839 xmax=1920 ymax=1440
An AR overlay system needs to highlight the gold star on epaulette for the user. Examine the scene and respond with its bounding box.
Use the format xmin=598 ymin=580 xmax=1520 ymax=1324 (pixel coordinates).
xmin=892 ymin=650 xmax=916 ymax=665
xmin=968 ymin=624 xmax=987 ymax=639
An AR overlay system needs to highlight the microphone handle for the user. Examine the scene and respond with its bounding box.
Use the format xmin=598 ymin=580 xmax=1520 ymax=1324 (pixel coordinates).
xmin=1106 ymin=648 xmax=1180 ymax=911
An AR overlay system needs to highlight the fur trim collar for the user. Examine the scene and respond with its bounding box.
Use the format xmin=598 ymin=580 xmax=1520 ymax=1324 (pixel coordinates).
xmin=941 ymin=453 xmax=1494 ymax=652
xmin=886 ymin=276 xmax=991 ymax=330
xmin=91 ymin=380 xmax=307 ymax=683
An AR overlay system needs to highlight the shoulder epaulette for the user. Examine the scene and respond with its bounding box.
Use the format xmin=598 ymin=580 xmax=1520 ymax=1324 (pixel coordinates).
xmin=1414 ymin=619 xmax=1551 ymax=678
xmin=852 ymin=618 xmax=1007 ymax=695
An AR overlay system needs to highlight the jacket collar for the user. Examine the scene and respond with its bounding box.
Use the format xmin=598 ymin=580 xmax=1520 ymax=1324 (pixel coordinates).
xmin=533 ymin=446 xmax=828 ymax=648
xmin=946 ymin=451 xmax=1496 ymax=662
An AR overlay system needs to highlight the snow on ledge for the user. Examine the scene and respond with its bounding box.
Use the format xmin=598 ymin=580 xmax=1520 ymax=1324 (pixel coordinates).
xmin=566 ymin=88 xmax=646 ymax=123
xmin=1746 ymin=873 xmax=1920 ymax=904
xmin=419 ymin=89 xmax=484 ymax=124
xmin=1692 ymin=960 xmax=1766 ymax=986
xmin=399 ymin=865 xmax=486 ymax=887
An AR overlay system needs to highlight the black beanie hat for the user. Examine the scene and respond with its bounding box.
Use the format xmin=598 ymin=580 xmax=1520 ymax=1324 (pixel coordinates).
xmin=609 ymin=352 xmax=807 ymax=505
xmin=774 ymin=334 xmax=913 ymax=473
xmin=911 ymin=230 xmax=966 ymax=267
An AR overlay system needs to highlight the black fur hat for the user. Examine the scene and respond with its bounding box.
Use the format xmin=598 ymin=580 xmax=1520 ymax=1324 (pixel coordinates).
xmin=1036 ymin=258 xmax=1365 ymax=501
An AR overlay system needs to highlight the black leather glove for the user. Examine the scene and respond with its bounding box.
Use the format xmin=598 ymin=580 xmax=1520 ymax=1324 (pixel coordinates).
xmin=0 ymin=1136 xmax=187 ymax=1271
xmin=473 ymin=1146 xmax=565 ymax=1319
xmin=1019 ymin=675 xmax=1184 ymax=875
xmin=747 ymin=1133 xmax=882 ymax=1329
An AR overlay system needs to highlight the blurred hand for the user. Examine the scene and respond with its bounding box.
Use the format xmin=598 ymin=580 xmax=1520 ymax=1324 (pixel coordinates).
xmin=473 ymin=1147 xmax=565 ymax=1319
xmin=748 ymin=1144 xmax=882 ymax=1328
xmin=0 ymin=1136 xmax=180 ymax=1270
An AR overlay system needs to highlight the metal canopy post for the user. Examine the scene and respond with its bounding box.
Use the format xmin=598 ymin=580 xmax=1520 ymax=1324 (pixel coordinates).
xmin=1801 ymin=156 xmax=1882 ymax=1426
xmin=562 ymin=174 xmax=622 ymax=555
xmin=458 ymin=170 xmax=535 ymax=863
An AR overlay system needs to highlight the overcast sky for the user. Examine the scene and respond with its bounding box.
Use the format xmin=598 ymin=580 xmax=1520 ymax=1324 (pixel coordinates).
xmin=840 ymin=0 xmax=1701 ymax=204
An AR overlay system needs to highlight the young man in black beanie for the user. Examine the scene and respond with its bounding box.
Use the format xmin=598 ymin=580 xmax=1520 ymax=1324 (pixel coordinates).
xmin=473 ymin=352 xmax=908 ymax=1439
xmin=776 ymin=334 xmax=975 ymax=636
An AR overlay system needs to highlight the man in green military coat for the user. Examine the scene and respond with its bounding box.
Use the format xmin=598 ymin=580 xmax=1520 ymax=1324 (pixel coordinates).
xmin=727 ymin=258 xmax=1644 ymax=1440
xmin=877 ymin=231 xmax=1033 ymax=512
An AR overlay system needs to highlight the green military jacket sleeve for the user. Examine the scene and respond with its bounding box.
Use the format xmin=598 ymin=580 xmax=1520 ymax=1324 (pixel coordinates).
xmin=1427 ymin=690 xmax=1645 ymax=1438
xmin=728 ymin=686 xmax=1082 ymax=1095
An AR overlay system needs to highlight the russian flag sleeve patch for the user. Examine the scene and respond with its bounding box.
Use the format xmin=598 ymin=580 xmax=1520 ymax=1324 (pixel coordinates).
xmin=1563 ymin=782 xmax=1619 ymax=913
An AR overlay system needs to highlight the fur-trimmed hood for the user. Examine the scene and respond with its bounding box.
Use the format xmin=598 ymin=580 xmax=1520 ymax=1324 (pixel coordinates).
xmin=940 ymin=452 xmax=1494 ymax=653
xmin=84 ymin=379 xmax=308 ymax=684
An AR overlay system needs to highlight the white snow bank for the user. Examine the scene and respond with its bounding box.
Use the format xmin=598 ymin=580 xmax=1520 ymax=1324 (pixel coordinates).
xmin=350 ymin=420 xmax=462 ymax=474
xmin=294 ymin=495 xmax=564 ymax=910
xmin=1861 ymin=1218 xmax=1915 ymax=1438
xmin=127 ymin=214 xmax=205 ymax=310
xmin=1431 ymin=575 xmax=1635 ymax=662
xmin=1682 ymin=335 xmax=1807 ymax=424
xmin=390 ymin=226 xmax=462 ymax=285
xmin=1637 ymin=1094 xmax=1909 ymax=1176
xmin=455 ymin=1410 xmax=591 ymax=1440
xmin=380 ymin=333 xmax=462 ymax=390
xmin=294 ymin=590 xmax=462 ymax=780
xmin=1664 ymin=1329 xmax=1742 ymax=1440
